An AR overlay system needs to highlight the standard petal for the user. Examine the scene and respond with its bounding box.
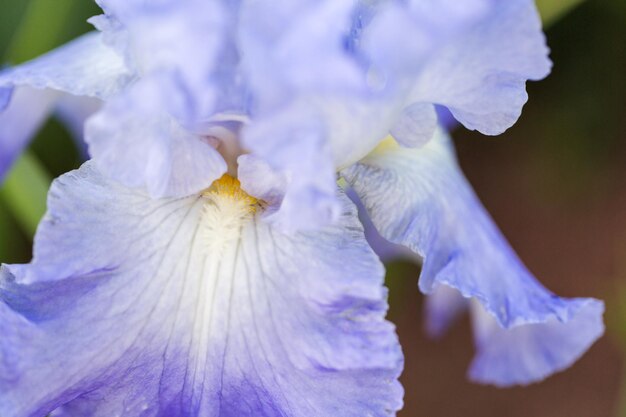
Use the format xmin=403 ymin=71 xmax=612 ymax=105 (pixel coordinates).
xmin=241 ymin=104 xmax=341 ymax=231
xmin=240 ymin=91 xmax=410 ymax=232
xmin=0 ymin=163 xmax=402 ymax=416
xmin=93 ymin=0 xmax=234 ymax=121
xmin=0 ymin=87 xmax=59 ymax=181
xmin=365 ymin=0 xmax=551 ymax=136
xmin=389 ymin=103 xmax=438 ymax=148
xmin=0 ymin=32 xmax=132 ymax=99
xmin=237 ymin=154 xmax=287 ymax=208
xmin=85 ymin=76 xmax=227 ymax=198
xmin=238 ymin=0 xmax=363 ymax=110
xmin=237 ymin=0 xmax=406 ymax=218
xmin=342 ymin=130 xmax=604 ymax=384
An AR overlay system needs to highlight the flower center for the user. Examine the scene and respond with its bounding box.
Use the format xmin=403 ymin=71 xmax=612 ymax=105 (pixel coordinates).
xmin=202 ymin=174 xmax=259 ymax=213
xmin=204 ymin=126 xmax=244 ymax=176
xmin=199 ymin=175 xmax=261 ymax=254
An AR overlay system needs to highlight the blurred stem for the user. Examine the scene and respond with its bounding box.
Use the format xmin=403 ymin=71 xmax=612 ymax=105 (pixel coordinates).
xmin=538 ymin=0 xmax=586 ymax=27
xmin=0 ymin=152 xmax=51 ymax=237
xmin=6 ymin=0 xmax=77 ymax=63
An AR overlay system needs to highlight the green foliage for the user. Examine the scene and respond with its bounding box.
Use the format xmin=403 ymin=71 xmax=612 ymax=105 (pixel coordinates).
xmin=5 ymin=0 xmax=77 ymax=63
xmin=537 ymin=0 xmax=586 ymax=26
xmin=0 ymin=152 xmax=51 ymax=237
xmin=0 ymin=197 xmax=30 ymax=262
xmin=0 ymin=0 xmax=99 ymax=262
xmin=5 ymin=0 xmax=100 ymax=63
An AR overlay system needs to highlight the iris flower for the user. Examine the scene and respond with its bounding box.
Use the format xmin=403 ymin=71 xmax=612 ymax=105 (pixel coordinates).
xmin=0 ymin=0 xmax=604 ymax=415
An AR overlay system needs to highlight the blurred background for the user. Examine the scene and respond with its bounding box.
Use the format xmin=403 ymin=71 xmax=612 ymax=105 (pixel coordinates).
xmin=0 ymin=1 xmax=624 ymax=416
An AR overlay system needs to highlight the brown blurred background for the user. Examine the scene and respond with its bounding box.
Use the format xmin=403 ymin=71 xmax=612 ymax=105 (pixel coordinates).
xmin=392 ymin=1 xmax=626 ymax=415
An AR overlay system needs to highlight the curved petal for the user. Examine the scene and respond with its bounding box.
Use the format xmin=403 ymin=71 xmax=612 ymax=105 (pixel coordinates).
xmin=364 ymin=0 xmax=551 ymax=136
xmin=237 ymin=154 xmax=287 ymax=208
xmin=83 ymin=3 xmax=241 ymax=198
xmin=241 ymin=104 xmax=341 ymax=231
xmin=0 ymin=32 xmax=132 ymax=99
xmin=469 ymin=299 xmax=604 ymax=386
xmin=342 ymin=130 xmax=604 ymax=384
xmin=0 ymin=163 xmax=403 ymax=416
xmin=241 ymin=94 xmax=407 ymax=232
xmin=92 ymin=0 xmax=235 ymax=121
xmin=424 ymin=284 xmax=468 ymax=339
xmin=237 ymin=0 xmax=552 ymax=229
xmin=389 ymin=103 xmax=438 ymax=148
xmin=0 ymin=87 xmax=59 ymax=181
xmin=0 ymin=32 xmax=128 ymax=180
xmin=54 ymin=96 xmax=102 ymax=158
xmin=85 ymin=76 xmax=227 ymax=198
xmin=238 ymin=0 xmax=363 ymax=110
xmin=344 ymin=187 xmax=413 ymax=263
xmin=238 ymin=0 xmax=403 ymax=211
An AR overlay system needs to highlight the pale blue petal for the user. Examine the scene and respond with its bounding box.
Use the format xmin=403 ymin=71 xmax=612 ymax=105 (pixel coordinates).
xmin=87 ymin=12 xmax=129 ymax=61
xmin=55 ymin=96 xmax=102 ymax=158
xmin=238 ymin=0 xmax=400 ymax=219
xmin=424 ymin=284 xmax=468 ymax=339
xmin=85 ymin=1 xmax=238 ymax=198
xmin=0 ymin=87 xmax=10 ymax=111
xmin=241 ymin=93 xmax=410 ymax=231
xmin=364 ymin=0 xmax=551 ymax=136
xmin=85 ymin=76 xmax=227 ymax=198
xmin=239 ymin=153 xmax=347 ymax=232
xmin=342 ymin=130 xmax=604 ymax=384
xmin=237 ymin=0 xmax=552 ymax=229
xmin=362 ymin=0 xmax=491 ymax=76
xmin=236 ymin=0 xmax=402 ymax=231
xmin=0 ymin=32 xmax=132 ymax=99
xmin=469 ymin=300 xmax=604 ymax=386
xmin=0 ymin=32 xmax=128 ymax=180
xmin=241 ymin=104 xmax=341 ymax=231
xmin=389 ymin=103 xmax=438 ymax=148
xmin=423 ymin=284 xmax=604 ymax=386
xmin=435 ymin=105 xmax=458 ymax=131
xmin=92 ymin=0 xmax=232 ymax=121
xmin=0 ymin=163 xmax=402 ymax=416
xmin=238 ymin=0 xmax=363 ymax=110
xmin=237 ymin=154 xmax=287 ymax=208
xmin=344 ymin=187 xmax=413 ymax=263
xmin=80 ymin=3 xmax=243 ymax=199
xmin=0 ymin=87 xmax=59 ymax=181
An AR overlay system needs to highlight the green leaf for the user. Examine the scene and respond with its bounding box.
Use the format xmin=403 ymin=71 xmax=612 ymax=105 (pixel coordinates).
xmin=0 ymin=198 xmax=30 ymax=262
xmin=5 ymin=0 xmax=78 ymax=64
xmin=537 ymin=0 xmax=586 ymax=26
xmin=0 ymin=152 xmax=51 ymax=237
